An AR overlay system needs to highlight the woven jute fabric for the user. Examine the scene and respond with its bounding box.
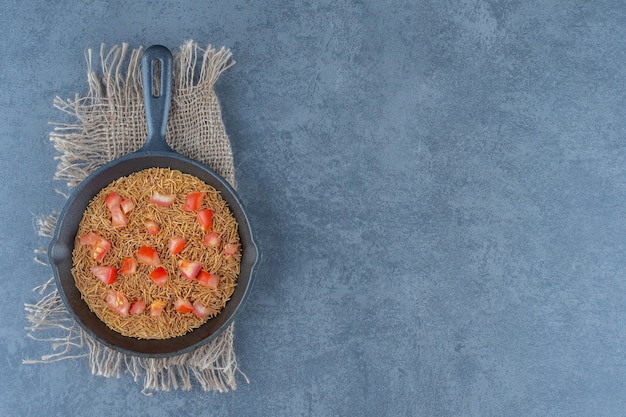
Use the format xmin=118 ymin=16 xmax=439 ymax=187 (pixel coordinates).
xmin=23 ymin=41 xmax=246 ymax=393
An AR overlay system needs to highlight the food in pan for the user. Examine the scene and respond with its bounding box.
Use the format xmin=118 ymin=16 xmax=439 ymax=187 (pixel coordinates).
xmin=71 ymin=167 xmax=241 ymax=339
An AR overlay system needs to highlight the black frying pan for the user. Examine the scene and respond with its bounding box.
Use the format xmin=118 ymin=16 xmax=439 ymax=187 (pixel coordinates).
xmin=48 ymin=45 xmax=258 ymax=358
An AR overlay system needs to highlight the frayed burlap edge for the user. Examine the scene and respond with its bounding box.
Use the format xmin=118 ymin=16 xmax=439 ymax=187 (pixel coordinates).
xmin=50 ymin=40 xmax=236 ymax=187
xmin=23 ymin=41 xmax=248 ymax=394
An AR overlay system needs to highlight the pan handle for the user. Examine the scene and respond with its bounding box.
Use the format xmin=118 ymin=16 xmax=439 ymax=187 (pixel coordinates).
xmin=140 ymin=45 xmax=174 ymax=152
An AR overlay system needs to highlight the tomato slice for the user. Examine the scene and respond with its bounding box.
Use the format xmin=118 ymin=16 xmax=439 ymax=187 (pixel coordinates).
xmin=183 ymin=191 xmax=205 ymax=211
xmin=79 ymin=231 xmax=101 ymax=246
xmin=105 ymin=192 xmax=127 ymax=228
xmin=105 ymin=290 xmax=129 ymax=316
xmin=197 ymin=270 xmax=220 ymax=289
xmin=91 ymin=266 xmax=117 ymax=285
xmin=111 ymin=208 xmax=128 ymax=228
xmin=150 ymin=191 xmax=176 ymax=207
xmin=150 ymin=300 xmax=167 ymax=316
xmin=178 ymin=259 xmax=202 ymax=280
xmin=192 ymin=301 xmax=215 ymax=318
xmin=119 ymin=257 xmax=137 ymax=275
xmin=174 ymin=298 xmax=194 ymax=313
xmin=129 ymin=299 xmax=146 ymax=315
xmin=105 ymin=192 xmax=123 ymax=208
xmin=136 ymin=245 xmax=160 ymax=266
xmin=144 ymin=220 xmax=160 ymax=235
xmin=79 ymin=232 xmax=111 ymax=261
xmin=197 ymin=209 xmax=213 ymax=232
xmin=203 ymin=232 xmax=221 ymax=248
xmin=223 ymin=243 xmax=239 ymax=256
xmin=149 ymin=266 xmax=169 ymax=286
xmin=168 ymin=236 xmax=186 ymax=255
xmin=120 ymin=198 xmax=135 ymax=214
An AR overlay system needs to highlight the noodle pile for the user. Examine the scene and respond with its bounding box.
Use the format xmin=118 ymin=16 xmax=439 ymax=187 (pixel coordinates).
xmin=71 ymin=167 xmax=241 ymax=339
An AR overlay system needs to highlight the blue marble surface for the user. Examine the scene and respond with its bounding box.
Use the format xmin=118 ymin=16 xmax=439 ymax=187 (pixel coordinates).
xmin=3 ymin=0 xmax=626 ymax=415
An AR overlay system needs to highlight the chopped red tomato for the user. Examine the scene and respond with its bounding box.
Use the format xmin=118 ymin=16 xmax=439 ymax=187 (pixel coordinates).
xmin=150 ymin=300 xmax=167 ymax=316
xmin=174 ymin=298 xmax=194 ymax=313
xmin=79 ymin=232 xmax=111 ymax=261
xmin=223 ymin=243 xmax=239 ymax=256
xmin=197 ymin=270 xmax=220 ymax=289
xmin=203 ymin=232 xmax=221 ymax=248
xmin=150 ymin=191 xmax=176 ymax=207
xmin=105 ymin=290 xmax=129 ymax=317
xmin=110 ymin=208 xmax=127 ymax=228
xmin=144 ymin=220 xmax=160 ymax=235
xmin=192 ymin=301 xmax=215 ymax=319
xmin=79 ymin=231 xmax=102 ymax=246
xmin=119 ymin=257 xmax=137 ymax=275
xmin=129 ymin=299 xmax=146 ymax=315
xmin=105 ymin=192 xmax=123 ymax=208
xmin=136 ymin=245 xmax=160 ymax=266
xmin=149 ymin=266 xmax=169 ymax=286
xmin=91 ymin=266 xmax=117 ymax=285
xmin=178 ymin=259 xmax=202 ymax=280
xmin=197 ymin=209 xmax=213 ymax=232
xmin=183 ymin=191 xmax=204 ymax=211
xmin=167 ymin=236 xmax=186 ymax=255
xmin=105 ymin=192 xmax=127 ymax=227
xmin=120 ymin=198 xmax=135 ymax=214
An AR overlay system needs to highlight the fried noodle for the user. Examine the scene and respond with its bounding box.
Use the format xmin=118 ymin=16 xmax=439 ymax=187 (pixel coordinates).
xmin=71 ymin=168 xmax=241 ymax=339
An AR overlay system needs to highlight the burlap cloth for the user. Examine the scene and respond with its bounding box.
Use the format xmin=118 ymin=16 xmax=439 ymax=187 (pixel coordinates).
xmin=23 ymin=41 xmax=247 ymax=393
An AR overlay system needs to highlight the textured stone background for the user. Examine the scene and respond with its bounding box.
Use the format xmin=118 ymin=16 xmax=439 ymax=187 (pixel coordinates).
xmin=3 ymin=0 xmax=626 ymax=415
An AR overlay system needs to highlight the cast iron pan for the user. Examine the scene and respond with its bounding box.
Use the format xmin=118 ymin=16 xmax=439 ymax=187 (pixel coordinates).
xmin=49 ymin=45 xmax=258 ymax=358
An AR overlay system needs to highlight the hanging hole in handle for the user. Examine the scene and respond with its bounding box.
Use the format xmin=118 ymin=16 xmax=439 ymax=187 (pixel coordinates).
xmin=152 ymin=59 xmax=162 ymax=97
